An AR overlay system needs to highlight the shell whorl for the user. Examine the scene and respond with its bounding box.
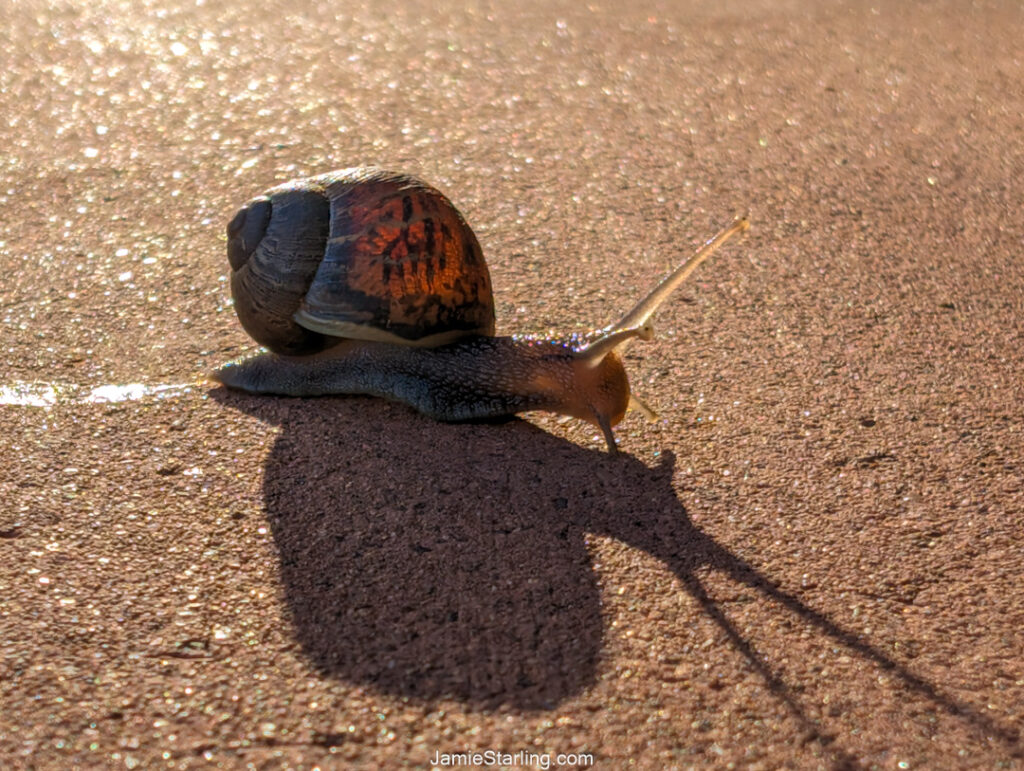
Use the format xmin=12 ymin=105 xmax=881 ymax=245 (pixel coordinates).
xmin=227 ymin=168 xmax=495 ymax=356
xmin=228 ymin=184 xmax=332 ymax=355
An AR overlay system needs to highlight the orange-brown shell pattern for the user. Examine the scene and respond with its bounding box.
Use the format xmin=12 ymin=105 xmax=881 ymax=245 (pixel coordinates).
xmin=227 ymin=168 xmax=495 ymax=355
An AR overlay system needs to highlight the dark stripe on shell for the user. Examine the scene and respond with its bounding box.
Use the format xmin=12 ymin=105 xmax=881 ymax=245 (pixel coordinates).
xmin=294 ymin=168 xmax=495 ymax=342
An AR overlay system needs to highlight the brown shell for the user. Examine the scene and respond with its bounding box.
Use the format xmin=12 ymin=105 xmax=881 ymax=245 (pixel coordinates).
xmin=227 ymin=168 xmax=495 ymax=355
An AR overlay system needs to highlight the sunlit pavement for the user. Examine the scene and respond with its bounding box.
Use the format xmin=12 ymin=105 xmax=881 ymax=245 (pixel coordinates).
xmin=1 ymin=1 xmax=1022 ymax=767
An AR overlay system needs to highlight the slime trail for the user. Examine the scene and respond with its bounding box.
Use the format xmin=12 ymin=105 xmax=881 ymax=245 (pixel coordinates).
xmin=0 ymin=381 xmax=200 ymax=407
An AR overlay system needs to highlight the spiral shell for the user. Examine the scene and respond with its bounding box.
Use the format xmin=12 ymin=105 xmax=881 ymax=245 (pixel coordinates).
xmin=227 ymin=167 xmax=495 ymax=355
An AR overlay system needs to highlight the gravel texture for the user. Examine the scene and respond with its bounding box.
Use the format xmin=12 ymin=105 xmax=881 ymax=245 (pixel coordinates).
xmin=1 ymin=0 xmax=1022 ymax=768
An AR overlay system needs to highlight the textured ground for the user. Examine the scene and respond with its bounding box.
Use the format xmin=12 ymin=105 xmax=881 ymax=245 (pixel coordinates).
xmin=1 ymin=0 xmax=1022 ymax=768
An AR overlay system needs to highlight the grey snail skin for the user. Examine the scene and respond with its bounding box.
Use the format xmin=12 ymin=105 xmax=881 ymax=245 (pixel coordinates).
xmin=213 ymin=167 xmax=749 ymax=453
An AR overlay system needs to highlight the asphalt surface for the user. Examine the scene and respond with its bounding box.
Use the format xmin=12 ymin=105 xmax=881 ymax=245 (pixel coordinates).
xmin=1 ymin=0 xmax=1022 ymax=768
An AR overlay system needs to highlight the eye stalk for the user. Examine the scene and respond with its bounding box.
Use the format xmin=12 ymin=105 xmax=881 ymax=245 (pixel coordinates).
xmin=573 ymin=215 xmax=751 ymax=453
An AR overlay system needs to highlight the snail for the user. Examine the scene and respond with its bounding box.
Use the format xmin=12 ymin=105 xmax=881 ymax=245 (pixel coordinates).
xmin=213 ymin=167 xmax=748 ymax=453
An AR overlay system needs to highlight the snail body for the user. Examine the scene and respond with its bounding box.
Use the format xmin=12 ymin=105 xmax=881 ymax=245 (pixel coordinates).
xmin=213 ymin=167 xmax=748 ymax=452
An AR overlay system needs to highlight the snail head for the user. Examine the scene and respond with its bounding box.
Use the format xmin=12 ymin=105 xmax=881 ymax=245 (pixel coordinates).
xmin=569 ymin=216 xmax=749 ymax=453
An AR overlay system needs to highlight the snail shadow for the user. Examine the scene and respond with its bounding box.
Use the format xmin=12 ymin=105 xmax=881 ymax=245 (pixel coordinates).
xmin=213 ymin=389 xmax=1021 ymax=755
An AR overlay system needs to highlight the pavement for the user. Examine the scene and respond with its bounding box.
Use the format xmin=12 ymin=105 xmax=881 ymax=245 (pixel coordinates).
xmin=1 ymin=0 xmax=1022 ymax=768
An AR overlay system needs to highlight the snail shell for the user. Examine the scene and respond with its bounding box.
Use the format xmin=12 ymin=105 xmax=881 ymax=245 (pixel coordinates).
xmin=226 ymin=167 xmax=495 ymax=356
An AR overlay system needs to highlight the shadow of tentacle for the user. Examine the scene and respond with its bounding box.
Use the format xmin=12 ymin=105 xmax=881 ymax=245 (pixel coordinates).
xmin=585 ymin=464 xmax=1023 ymax=754
xmin=212 ymin=388 xmax=1021 ymax=757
